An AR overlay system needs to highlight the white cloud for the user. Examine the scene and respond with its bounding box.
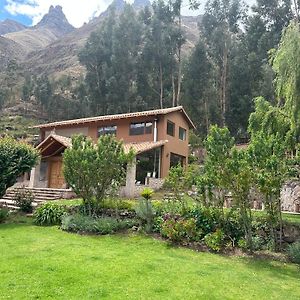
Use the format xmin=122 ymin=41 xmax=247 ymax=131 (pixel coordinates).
xmin=4 ymin=0 xmax=114 ymax=27
xmin=4 ymin=0 xmax=255 ymax=27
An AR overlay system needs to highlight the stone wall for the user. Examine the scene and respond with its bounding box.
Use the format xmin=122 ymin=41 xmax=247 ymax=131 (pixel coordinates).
xmin=119 ymin=178 xmax=165 ymax=199
xmin=281 ymin=181 xmax=300 ymax=213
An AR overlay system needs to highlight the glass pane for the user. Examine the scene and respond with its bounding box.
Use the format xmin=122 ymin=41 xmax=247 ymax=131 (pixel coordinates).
xmin=98 ymin=125 xmax=117 ymax=137
xmin=145 ymin=122 xmax=153 ymax=134
xmin=167 ymin=121 xmax=175 ymax=136
xmin=179 ymin=127 xmax=186 ymax=140
xmin=39 ymin=160 xmax=48 ymax=181
xmin=130 ymin=123 xmax=145 ymax=135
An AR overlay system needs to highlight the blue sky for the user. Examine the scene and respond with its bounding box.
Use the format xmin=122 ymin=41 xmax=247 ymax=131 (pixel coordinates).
xmin=0 ymin=0 xmax=255 ymax=28
xmin=0 ymin=0 xmax=32 ymax=25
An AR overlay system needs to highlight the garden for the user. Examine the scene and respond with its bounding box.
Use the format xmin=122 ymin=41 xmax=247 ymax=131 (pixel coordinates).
xmin=1 ymin=22 xmax=300 ymax=298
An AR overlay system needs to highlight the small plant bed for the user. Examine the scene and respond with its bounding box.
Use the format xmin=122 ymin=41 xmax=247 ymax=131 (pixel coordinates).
xmin=61 ymin=214 xmax=137 ymax=235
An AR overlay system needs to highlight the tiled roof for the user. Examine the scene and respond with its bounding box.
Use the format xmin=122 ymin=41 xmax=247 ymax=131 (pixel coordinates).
xmin=37 ymin=134 xmax=167 ymax=155
xmin=123 ymin=140 xmax=168 ymax=154
xmin=32 ymin=106 xmax=195 ymax=129
xmin=36 ymin=134 xmax=71 ymax=150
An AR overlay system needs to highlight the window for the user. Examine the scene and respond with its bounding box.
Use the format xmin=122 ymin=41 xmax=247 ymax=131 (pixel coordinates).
xmin=167 ymin=120 xmax=175 ymax=136
xmin=97 ymin=125 xmax=117 ymax=137
xmin=130 ymin=122 xmax=153 ymax=135
xmin=179 ymin=127 xmax=186 ymax=141
xmin=39 ymin=160 xmax=48 ymax=181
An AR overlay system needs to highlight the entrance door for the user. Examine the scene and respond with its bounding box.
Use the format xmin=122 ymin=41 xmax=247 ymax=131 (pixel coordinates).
xmin=49 ymin=159 xmax=65 ymax=188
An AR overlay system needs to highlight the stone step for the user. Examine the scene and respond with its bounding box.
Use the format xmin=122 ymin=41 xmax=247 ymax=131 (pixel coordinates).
xmin=2 ymin=194 xmax=61 ymax=201
xmin=6 ymin=190 xmax=65 ymax=197
xmin=0 ymin=199 xmax=39 ymax=207
xmin=2 ymin=187 xmax=75 ymax=211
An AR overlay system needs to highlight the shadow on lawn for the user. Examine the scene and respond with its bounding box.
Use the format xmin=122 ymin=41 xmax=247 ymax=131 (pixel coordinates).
xmin=239 ymin=256 xmax=300 ymax=280
xmin=0 ymin=214 xmax=34 ymax=229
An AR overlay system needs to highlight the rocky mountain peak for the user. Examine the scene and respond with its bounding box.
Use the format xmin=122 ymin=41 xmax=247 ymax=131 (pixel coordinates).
xmin=0 ymin=19 xmax=27 ymax=36
xmin=132 ymin=0 xmax=151 ymax=9
xmin=35 ymin=5 xmax=74 ymax=36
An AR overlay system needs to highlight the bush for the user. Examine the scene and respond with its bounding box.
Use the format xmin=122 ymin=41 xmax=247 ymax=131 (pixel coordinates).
xmin=135 ymin=188 xmax=155 ymax=233
xmin=204 ymin=229 xmax=225 ymax=252
xmin=61 ymin=214 xmax=137 ymax=234
xmin=161 ymin=215 xmax=199 ymax=243
xmin=188 ymin=207 xmax=222 ymax=237
xmin=34 ymin=203 xmax=66 ymax=226
xmin=287 ymin=241 xmax=300 ymax=264
xmin=13 ymin=189 xmax=33 ymax=213
xmin=0 ymin=207 xmax=9 ymax=223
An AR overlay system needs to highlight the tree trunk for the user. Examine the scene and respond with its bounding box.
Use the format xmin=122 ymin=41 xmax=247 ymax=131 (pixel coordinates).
xmin=176 ymin=14 xmax=182 ymax=106
xmin=220 ymin=31 xmax=229 ymax=127
xmin=159 ymin=61 xmax=163 ymax=109
xmin=204 ymin=96 xmax=210 ymax=134
xmin=293 ymin=0 xmax=299 ymax=22
xmin=172 ymin=72 xmax=176 ymax=107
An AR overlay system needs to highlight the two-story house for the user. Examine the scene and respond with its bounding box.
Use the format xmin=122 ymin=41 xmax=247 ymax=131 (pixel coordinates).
xmin=29 ymin=106 xmax=195 ymax=197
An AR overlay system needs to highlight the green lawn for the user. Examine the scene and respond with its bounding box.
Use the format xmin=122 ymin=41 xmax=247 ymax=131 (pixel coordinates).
xmin=0 ymin=217 xmax=299 ymax=299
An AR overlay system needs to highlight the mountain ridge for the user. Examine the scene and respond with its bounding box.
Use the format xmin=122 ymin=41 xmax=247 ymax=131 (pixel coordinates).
xmin=0 ymin=19 xmax=27 ymax=36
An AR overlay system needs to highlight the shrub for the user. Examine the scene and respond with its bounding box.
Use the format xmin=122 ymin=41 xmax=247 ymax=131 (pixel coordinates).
xmin=161 ymin=215 xmax=198 ymax=243
xmin=0 ymin=137 xmax=39 ymax=198
xmin=0 ymin=207 xmax=9 ymax=223
xmin=63 ymin=135 xmax=133 ymax=215
xmin=13 ymin=189 xmax=33 ymax=213
xmin=61 ymin=214 xmax=137 ymax=234
xmin=204 ymin=229 xmax=225 ymax=252
xmin=34 ymin=203 xmax=66 ymax=226
xmin=287 ymin=241 xmax=300 ymax=264
xmin=188 ymin=207 xmax=222 ymax=237
xmin=135 ymin=188 xmax=155 ymax=233
xmin=141 ymin=188 xmax=154 ymax=200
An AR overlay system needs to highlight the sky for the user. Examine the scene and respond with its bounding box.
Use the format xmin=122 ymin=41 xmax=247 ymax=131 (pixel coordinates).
xmin=0 ymin=0 xmax=255 ymax=28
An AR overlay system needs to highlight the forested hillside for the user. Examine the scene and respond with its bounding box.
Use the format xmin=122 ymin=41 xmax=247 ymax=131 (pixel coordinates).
xmin=0 ymin=0 xmax=299 ymax=142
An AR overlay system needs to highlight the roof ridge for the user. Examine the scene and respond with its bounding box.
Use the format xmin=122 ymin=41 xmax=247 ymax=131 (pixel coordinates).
xmin=32 ymin=106 xmax=196 ymax=129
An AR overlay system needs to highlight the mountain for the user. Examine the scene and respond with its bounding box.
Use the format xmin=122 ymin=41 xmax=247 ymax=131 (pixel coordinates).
xmin=24 ymin=0 xmax=199 ymax=79
xmin=0 ymin=1 xmax=200 ymax=122
xmin=34 ymin=5 xmax=74 ymax=36
xmin=3 ymin=5 xmax=74 ymax=53
xmin=132 ymin=0 xmax=151 ymax=9
xmin=0 ymin=19 xmax=27 ymax=36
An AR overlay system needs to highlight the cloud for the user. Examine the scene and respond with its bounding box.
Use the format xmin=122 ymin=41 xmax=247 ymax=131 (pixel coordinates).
xmin=4 ymin=0 xmax=113 ymax=27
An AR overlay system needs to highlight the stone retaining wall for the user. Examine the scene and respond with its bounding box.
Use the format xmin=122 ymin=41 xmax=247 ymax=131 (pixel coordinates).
xmin=281 ymin=181 xmax=300 ymax=213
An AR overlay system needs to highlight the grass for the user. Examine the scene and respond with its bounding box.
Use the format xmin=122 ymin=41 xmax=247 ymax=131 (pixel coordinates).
xmin=253 ymin=210 xmax=300 ymax=225
xmin=0 ymin=116 xmax=39 ymax=141
xmin=0 ymin=216 xmax=299 ymax=299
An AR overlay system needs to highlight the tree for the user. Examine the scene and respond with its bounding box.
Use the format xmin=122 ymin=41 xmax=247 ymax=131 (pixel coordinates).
xmin=248 ymin=21 xmax=300 ymax=151
xmin=169 ymin=0 xmax=200 ymax=106
xmin=203 ymin=125 xmax=235 ymax=208
xmin=248 ymin=133 xmax=290 ymax=250
xmin=0 ymin=137 xmax=39 ymax=198
xmin=138 ymin=0 xmax=177 ymax=108
xmin=34 ymin=75 xmax=53 ymax=110
xmin=226 ymin=147 xmax=253 ymax=250
xmin=201 ymin=0 xmax=247 ymax=126
xmin=271 ymin=21 xmax=300 ymax=145
xmin=182 ymin=40 xmax=218 ymax=137
xmin=63 ymin=134 xmax=133 ymax=215
xmin=79 ymin=5 xmax=143 ymax=114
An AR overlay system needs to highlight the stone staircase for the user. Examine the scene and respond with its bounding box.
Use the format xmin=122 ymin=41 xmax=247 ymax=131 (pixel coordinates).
xmin=0 ymin=187 xmax=74 ymax=211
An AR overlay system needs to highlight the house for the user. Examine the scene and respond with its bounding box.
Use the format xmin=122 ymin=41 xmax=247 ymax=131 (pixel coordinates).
xmin=28 ymin=106 xmax=195 ymax=197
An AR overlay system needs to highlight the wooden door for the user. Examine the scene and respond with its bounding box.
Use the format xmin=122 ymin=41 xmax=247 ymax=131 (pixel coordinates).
xmin=49 ymin=159 xmax=65 ymax=188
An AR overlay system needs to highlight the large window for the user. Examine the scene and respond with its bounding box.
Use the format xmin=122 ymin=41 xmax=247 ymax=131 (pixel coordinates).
xmin=97 ymin=125 xmax=117 ymax=137
xmin=167 ymin=120 xmax=175 ymax=136
xmin=130 ymin=122 xmax=153 ymax=135
xmin=179 ymin=127 xmax=186 ymax=141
